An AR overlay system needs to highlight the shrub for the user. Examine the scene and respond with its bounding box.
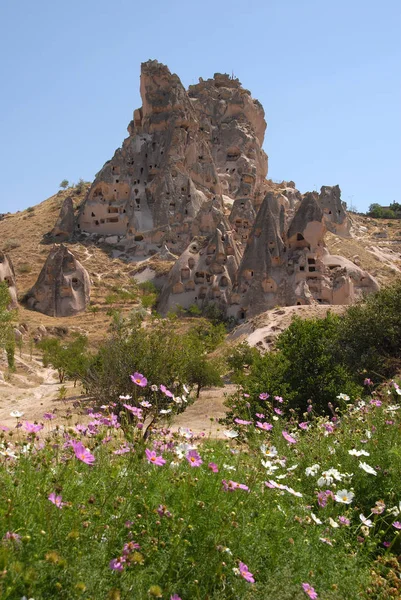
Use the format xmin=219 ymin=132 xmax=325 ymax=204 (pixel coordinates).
xmin=18 ymin=263 xmax=32 ymax=274
xmin=59 ymin=179 xmax=69 ymax=189
xmin=3 ymin=239 xmax=20 ymax=251
xmin=38 ymin=334 xmax=89 ymax=384
xmin=0 ymin=282 xmax=15 ymax=369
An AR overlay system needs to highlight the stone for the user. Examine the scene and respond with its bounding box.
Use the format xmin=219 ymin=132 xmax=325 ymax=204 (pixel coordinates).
xmin=47 ymin=196 xmax=75 ymax=241
xmin=0 ymin=251 xmax=18 ymax=307
xmin=14 ymin=328 xmax=23 ymax=342
xmin=318 ymin=185 xmax=350 ymax=236
xmin=24 ymin=245 xmax=90 ymax=317
xmin=104 ymin=235 xmax=119 ymax=245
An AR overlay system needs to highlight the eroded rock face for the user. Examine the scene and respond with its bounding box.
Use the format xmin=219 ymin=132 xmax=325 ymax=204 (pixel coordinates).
xmin=25 ymin=245 xmax=90 ymax=317
xmin=227 ymin=192 xmax=378 ymax=319
xmin=0 ymin=251 xmax=18 ymax=308
xmin=47 ymin=197 xmax=75 ymax=241
xmin=78 ymin=60 xmax=224 ymax=255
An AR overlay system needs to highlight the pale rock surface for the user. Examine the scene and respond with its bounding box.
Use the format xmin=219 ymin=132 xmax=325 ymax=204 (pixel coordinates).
xmin=0 ymin=251 xmax=18 ymax=307
xmin=47 ymin=197 xmax=75 ymax=241
xmin=25 ymin=245 xmax=90 ymax=317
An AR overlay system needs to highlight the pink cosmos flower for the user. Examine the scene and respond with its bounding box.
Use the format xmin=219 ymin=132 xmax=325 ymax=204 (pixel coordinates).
xmin=393 ymin=521 xmax=401 ymax=530
xmin=256 ymin=421 xmax=273 ymax=431
xmin=145 ymin=448 xmax=166 ymax=466
xmin=282 ymin=430 xmax=297 ymax=444
xmin=3 ymin=531 xmax=21 ymax=543
xmin=243 ymin=393 xmax=250 ymax=398
xmin=317 ymin=490 xmax=334 ymax=508
xmin=338 ymin=516 xmax=350 ymax=526
xmin=130 ymin=372 xmax=147 ymax=387
xmin=170 ymin=595 xmax=182 ymax=600
xmin=239 ymin=561 xmax=255 ymax=583
xmin=259 ymin=393 xmax=269 ymax=400
xmin=255 ymin=413 xmax=265 ymax=419
xmin=48 ymin=492 xmax=65 ymax=509
xmin=234 ymin=418 xmax=252 ymax=425
xmin=109 ymin=557 xmax=126 ymax=571
xmin=24 ymin=422 xmax=43 ymax=433
xmin=0 ymin=425 xmax=9 ymax=431
xmin=364 ymin=378 xmax=372 ymax=385
xmin=299 ymin=422 xmax=309 ymax=430
xmin=71 ymin=441 xmax=95 ymax=464
xmin=160 ymin=384 xmax=174 ymax=398
xmin=186 ymin=449 xmax=203 ymax=467
xmin=370 ymin=399 xmax=382 ymax=407
xmin=113 ymin=445 xmax=131 ymax=455
xmin=208 ymin=462 xmax=219 ymax=472
xmin=222 ymin=480 xmax=249 ymax=492
xmin=43 ymin=413 xmax=56 ymax=420
xmin=123 ymin=404 xmax=143 ymax=419
xmin=274 ymin=408 xmax=283 ymax=415
xmin=302 ymin=583 xmax=318 ymax=599
xmin=274 ymin=395 xmax=284 ymax=403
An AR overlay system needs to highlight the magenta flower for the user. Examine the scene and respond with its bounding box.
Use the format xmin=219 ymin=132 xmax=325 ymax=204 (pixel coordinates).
xmin=43 ymin=412 xmax=56 ymax=420
xmin=208 ymin=462 xmax=219 ymax=472
xmin=145 ymin=448 xmax=166 ymax=466
xmin=186 ymin=449 xmax=203 ymax=467
xmin=3 ymin=531 xmax=21 ymax=543
xmin=130 ymin=372 xmax=147 ymax=387
xmin=317 ymin=490 xmax=334 ymax=508
xmin=239 ymin=561 xmax=255 ymax=583
xmin=274 ymin=395 xmax=284 ymax=403
xmin=255 ymin=413 xmax=265 ymax=419
xmin=222 ymin=480 xmax=249 ymax=492
xmin=109 ymin=557 xmax=126 ymax=571
xmin=48 ymin=492 xmax=65 ymax=509
xmin=234 ymin=418 xmax=252 ymax=425
xmin=160 ymin=384 xmax=174 ymax=398
xmin=299 ymin=422 xmax=309 ymax=430
xmin=256 ymin=421 xmax=273 ymax=431
xmin=123 ymin=404 xmax=143 ymax=419
xmin=282 ymin=430 xmax=297 ymax=444
xmin=71 ymin=441 xmax=95 ymax=464
xmin=393 ymin=521 xmax=401 ymax=530
xmin=338 ymin=516 xmax=350 ymax=526
xmin=302 ymin=583 xmax=318 ymax=599
xmin=274 ymin=408 xmax=283 ymax=415
xmin=24 ymin=422 xmax=43 ymax=433
xmin=364 ymin=378 xmax=373 ymax=385
xmin=259 ymin=393 xmax=269 ymax=400
xmin=170 ymin=595 xmax=182 ymax=600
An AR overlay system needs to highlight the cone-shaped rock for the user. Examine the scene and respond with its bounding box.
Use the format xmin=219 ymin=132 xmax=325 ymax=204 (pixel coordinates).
xmin=47 ymin=196 xmax=75 ymax=241
xmin=25 ymin=245 xmax=90 ymax=317
xmin=0 ymin=251 xmax=18 ymax=308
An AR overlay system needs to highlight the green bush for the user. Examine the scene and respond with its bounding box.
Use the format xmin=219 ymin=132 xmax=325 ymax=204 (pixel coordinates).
xmin=38 ymin=334 xmax=89 ymax=384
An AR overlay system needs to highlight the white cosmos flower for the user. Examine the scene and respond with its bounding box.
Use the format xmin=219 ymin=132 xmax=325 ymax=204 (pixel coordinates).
xmin=223 ymin=464 xmax=236 ymax=471
xmin=305 ymin=464 xmax=320 ymax=477
xmin=178 ymin=427 xmax=193 ymax=439
xmin=317 ymin=468 xmax=343 ymax=487
xmin=224 ymin=430 xmax=239 ymax=439
xmin=287 ymin=464 xmax=298 ymax=471
xmin=119 ymin=395 xmax=132 ymax=400
xmin=311 ymin=512 xmax=322 ymax=525
xmin=0 ymin=448 xmax=18 ymax=459
xmin=395 ymin=388 xmax=401 ymax=396
xmin=183 ymin=385 xmax=190 ymax=394
xmin=328 ymin=517 xmax=339 ymax=528
xmin=359 ymin=461 xmax=377 ymax=475
xmin=349 ymin=449 xmax=370 ymax=457
xmin=337 ymin=393 xmax=350 ymax=401
xmin=386 ymin=404 xmax=401 ymax=412
xmin=334 ymin=489 xmax=355 ymax=504
xmin=359 ymin=514 xmax=373 ymax=528
xmin=285 ymin=486 xmax=302 ymax=497
xmin=261 ymin=459 xmax=279 ymax=474
xmin=159 ymin=409 xmax=172 ymax=415
xmin=387 ymin=501 xmax=401 ymax=516
xmin=260 ymin=444 xmax=278 ymax=457
xmin=173 ymin=397 xmax=183 ymax=404
xmin=175 ymin=442 xmax=196 ymax=459
xmin=10 ymin=410 xmax=24 ymax=418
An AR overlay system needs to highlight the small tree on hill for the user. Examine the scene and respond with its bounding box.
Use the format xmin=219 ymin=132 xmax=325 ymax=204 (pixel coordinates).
xmin=59 ymin=180 xmax=69 ymax=189
xmin=0 ymin=282 xmax=16 ymax=370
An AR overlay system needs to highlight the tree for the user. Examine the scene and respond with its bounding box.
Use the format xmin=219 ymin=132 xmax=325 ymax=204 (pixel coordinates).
xmin=39 ymin=334 xmax=89 ymax=384
xmin=0 ymin=282 xmax=15 ymax=369
xmin=59 ymin=180 xmax=69 ymax=189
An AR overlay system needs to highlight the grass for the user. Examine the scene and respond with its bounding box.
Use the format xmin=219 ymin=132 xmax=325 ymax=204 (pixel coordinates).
xmin=0 ymin=381 xmax=400 ymax=599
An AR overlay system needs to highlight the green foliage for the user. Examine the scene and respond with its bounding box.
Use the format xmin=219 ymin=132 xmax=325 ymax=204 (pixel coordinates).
xmin=74 ymin=178 xmax=87 ymax=195
xmin=1 ymin=381 xmax=400 ymax=599
xmin=81 ymin=316 xmax=224 ymax=406
xmin=38 ymin=334 xmax=89 ymax=384
xmin=187 ymin=303 xmax=202 ymax=316
xmin=338 ymin=281 xmax=401 ymax=380
xmin=226 ymin=342 xmax=259 ymax=381
xmin=59 ymin=179 xmax=69 ymax=189
xmin=368 ymin=202 xmax=400 ymax=219
xmin=18 ymin=263 xmax=32 ymax=274
xmin=2 ymin=239 xmax=20 ymax=251
xmin=26 ymin=206 xmax=35 ymax=213
xmin=0 ymin=282 xmax=15 ymax=369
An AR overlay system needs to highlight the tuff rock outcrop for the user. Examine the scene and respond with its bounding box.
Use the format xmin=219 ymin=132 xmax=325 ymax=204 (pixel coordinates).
xmin=76 ymin=60 xmax=376 ymax=321
xmin=47 ymin=196 xmax=75 ymax=241
xmin=25 ymin=245 xmax=90 ymax=317
xmin=0 ymin=251 xmax=18 ymax=308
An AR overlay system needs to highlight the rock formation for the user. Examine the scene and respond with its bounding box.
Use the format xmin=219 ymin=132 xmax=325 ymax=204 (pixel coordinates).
xmin=76 ymin=60 xmax=377 ymax=321
xmin=25 ymin=245 xmax=90 ymax=317
xmin=47 ymin=196 xmax=75 ymax=241
xmin=0 ymin=251 xmax=18 ymax=308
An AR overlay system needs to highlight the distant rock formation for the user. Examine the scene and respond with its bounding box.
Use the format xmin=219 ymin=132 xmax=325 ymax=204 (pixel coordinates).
xmin=0 ymin=251 xmax=18 ymax=308
xmin=25 ymin=245 xmax=90 ymax=317
xmin=46 ymin=196 xmax=75 ymax=241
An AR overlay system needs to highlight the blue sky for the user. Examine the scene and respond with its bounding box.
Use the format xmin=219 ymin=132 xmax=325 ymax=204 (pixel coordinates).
xmin=0 ymin=0 xmax=400 ymax=214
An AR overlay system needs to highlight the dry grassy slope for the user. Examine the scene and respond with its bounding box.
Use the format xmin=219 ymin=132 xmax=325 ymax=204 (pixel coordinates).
xmin=326 ymin=213 xmax=401 ymax=285
xmin=0 ymin=187 xmax=142 ymax=345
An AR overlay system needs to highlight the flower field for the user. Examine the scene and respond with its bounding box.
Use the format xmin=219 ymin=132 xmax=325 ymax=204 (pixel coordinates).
xmin=0 ymin=377 xmax=400 ymax=599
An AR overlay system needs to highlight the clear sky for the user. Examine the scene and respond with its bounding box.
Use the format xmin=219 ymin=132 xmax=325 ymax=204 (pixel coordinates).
xmin=0 ymin=0 xmax=400 ymax=215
